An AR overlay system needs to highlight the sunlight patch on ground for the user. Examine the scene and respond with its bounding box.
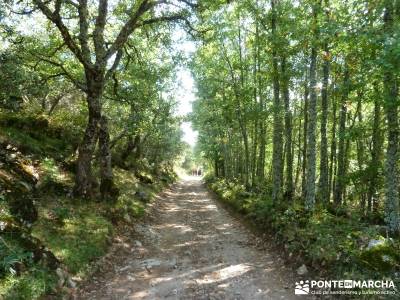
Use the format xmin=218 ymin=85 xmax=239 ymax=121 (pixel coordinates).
xmin=198 ymin=264 xmax=253 ymax=284
xmin=130 ymin=290 xmax=150 ymax=299
xmin=203 ymin=204 xmax=218 ymax=211
xmin=216 ymin=223 xmax=234 ymax=230
xmin=154 ymin=223 xmax=193 ymax=233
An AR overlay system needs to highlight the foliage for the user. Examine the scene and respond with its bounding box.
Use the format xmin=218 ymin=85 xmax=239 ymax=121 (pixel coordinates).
xmin=207 ymin=176 xmax=400 ymax=280
xmin=191 ymin=0 xmax=400 ymax=233
xmin=0 ymin=109 xmax=179 ymax=298
xmin=0 ymin=266 xmax=57 ymax=300
xmin=0 ymin=238 xmax=33 ymax=277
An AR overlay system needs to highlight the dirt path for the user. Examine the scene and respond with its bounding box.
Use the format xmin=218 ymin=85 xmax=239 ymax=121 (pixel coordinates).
xmin=78 ymin=177 xmax=299 ymax=300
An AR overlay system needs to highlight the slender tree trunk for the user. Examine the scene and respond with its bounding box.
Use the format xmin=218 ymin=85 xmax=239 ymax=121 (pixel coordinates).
xmin=281 ymin=57 xmax=293 ymax=200
xmin=343 ymin=108 xmax=358 ymax=204
xmin=271 ymin=0 xmax=284 ymax=202
xmin=328 ymin=79 xmax=337 ymax=199
xmin=251 ymin=28 xmax=259 ymax=188
xmin=355 ymin=97 xmax=366 ymax=212
xmin=383 ymin=0 xmax=400 ymax=235
xmin=242 ymin=126 xmax=251 ymax=189
xmin=257 ymin=122 xmax=266 ymax=183
xmin=223 ymin=137 xmax=230 ymax=179
xmin=121 ymin=134 xmax=140 ymax=162
xmin=295 ymin=106 xmax=303 ymax=191
xmin=251 ymin=121 xmax=258 ymax=187
xmin=48 ymin=95 xmax=63 ymax=116
xmin=257 ymin=33 xmax=266 ymax=184
xmin=305 ymin=1 xmax=320 ymax=210
xmin=302 ymin=77 xmax=309 ymax=199
xmin=334 ymin=67 xmax=350 ymax=205
xmin=368 ymin=92 xmax=383 ymax=213
xmin=318 ymin=42 xmax=330 ymax=202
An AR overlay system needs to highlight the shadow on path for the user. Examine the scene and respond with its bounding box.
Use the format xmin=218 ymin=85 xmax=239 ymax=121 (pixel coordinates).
xmin=78 ymin=177 xmax=300 ymax=300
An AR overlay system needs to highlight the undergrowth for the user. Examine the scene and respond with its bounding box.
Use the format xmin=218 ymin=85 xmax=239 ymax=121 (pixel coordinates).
xmin=0 ymin=112 xmax=177 ymax=299
xmin=205 ymin=175 xmax=400 ymax=291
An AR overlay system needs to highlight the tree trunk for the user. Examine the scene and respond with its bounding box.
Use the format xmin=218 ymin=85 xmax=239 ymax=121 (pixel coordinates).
xmin=242 ymin=126 xmax=251 ymax=189
xmin=214 ymin=158 xmax=218 ymax=177
xmin=99 ymin=116 xmax=119 ymax=201
xmin=251 ymin=29 xmax=259 ymax=188
xmin=295 ymin=106 xmax=303 ymax=190
xmin=237 ymin=19 xmax=250 ymax=190
xmin=318 ymin=42 xmax=330 ymax=202
xmin=334 ymin=67 xmax=350 ymax=205
xmin=257 ymin=35 xmax=266 ymax=184
xmin=74 ymin=92 xmax=102 ymax=198
xmin=251 ymin=121 xmax=258 ymax=187
xmin=121 ymin=134 xmax=140 ymax=163
xmin=328 ymin=79 xmax=338 ymax=200
xmin=305 ymin=1 xmax=319 ymax=211
xmin=271 ymin=0 xmax=284 ymax=202
xmin=302 ymin=77 xmax=309 ymax=199
xmin=367 ymin=93 xmax=383 ymax=213
xmin=281 ymin=57 xmax=293 ymax=200
xmin=383 ymin=1 xmax=400 ymax=235
xmin=74 ymin=71 xmax=113 ymax=199
xmin=355 ymin=96 xmax=366 ymax=212
xmin=257 ymin=121 xmax=266 ymax=183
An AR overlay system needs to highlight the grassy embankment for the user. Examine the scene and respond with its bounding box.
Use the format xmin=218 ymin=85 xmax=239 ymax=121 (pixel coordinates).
xmin=205 ymin=174 xmax=400 ymax=293
xmin=0 ymin=112 xmax=175 ymax=299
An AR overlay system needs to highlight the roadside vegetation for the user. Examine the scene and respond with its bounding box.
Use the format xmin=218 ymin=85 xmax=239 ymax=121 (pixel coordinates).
xmin=205 ymin=175 xmax=400 ymax=284
xmin=0 ymin=1 xmax=185 ymax=297
xmin=0 ymin=109 xmax=178 ymax=299
xmin=190 ymin=0 xmax=400 ymax=289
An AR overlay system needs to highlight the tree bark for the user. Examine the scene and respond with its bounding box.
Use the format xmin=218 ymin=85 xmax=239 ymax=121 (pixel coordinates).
xmin=121 ymin=134 xmax=140 ymax=162
xmin=295 ymin=105 xmax=303 ymax=190
xmin=302 ymin=76 xmax=309 ymax=199
xmin=281 ymin=57 xmax=293 ymax=200
xmin=74 ymin=91 xmax=102 ymax=198
xmin=305 ymin=1 xmax=320 ymax=210
xmin=355 ymin=96 xmax=366 ymax=212
xmin=334 ymin=66 xmax=350 ymax=205
xmin=367 ymin=91 xmax=383 ymax=213
xmin=328 ymin=79 xmax=337 ymax=200
xmin=318 ymin=42 xmax=330 ymax=202
xmin=271 ymin=0 xmax=284 ymax=202
xmin=256 ymin=25 xmax=266 ymax=184
xmin=383 ymin=0 xmax=400 ymax=234
xmin=99 ymin=116 xmax=119 ymax=201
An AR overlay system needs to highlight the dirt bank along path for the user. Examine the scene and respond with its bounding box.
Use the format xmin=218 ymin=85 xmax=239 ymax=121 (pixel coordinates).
xmin=78 ymin=177 xmax=299 ymax=300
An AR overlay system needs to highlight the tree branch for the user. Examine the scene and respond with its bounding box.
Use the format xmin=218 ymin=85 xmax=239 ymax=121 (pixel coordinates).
xmin=33 ymin=55 xmax=86 ymax=91
xmin=140 ymin=13 xmax=207 ymax=39
xmin=32 ymin=0 xmax=90 ymax=70
xmin=93 ymin=0 xmax=108 ymax=64
xmin=65 ymin=0 xmax=79 ymax=8
xmin=104 ymin=0 xmax=153 ymax=60
xmin=177 ymin=0 xmax=199 ymax=9
xmin=105 ymin=49 xmax=124 ymax=81
xmin=77 ymin=0 xmax=92 ymax=65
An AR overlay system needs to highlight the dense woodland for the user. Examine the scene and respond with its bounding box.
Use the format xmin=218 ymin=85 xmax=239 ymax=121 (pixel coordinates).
xmin=0 ymin=0 xmax=399 ymax=298
xmin=192 ymin=0 xmax=400 ymax=233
